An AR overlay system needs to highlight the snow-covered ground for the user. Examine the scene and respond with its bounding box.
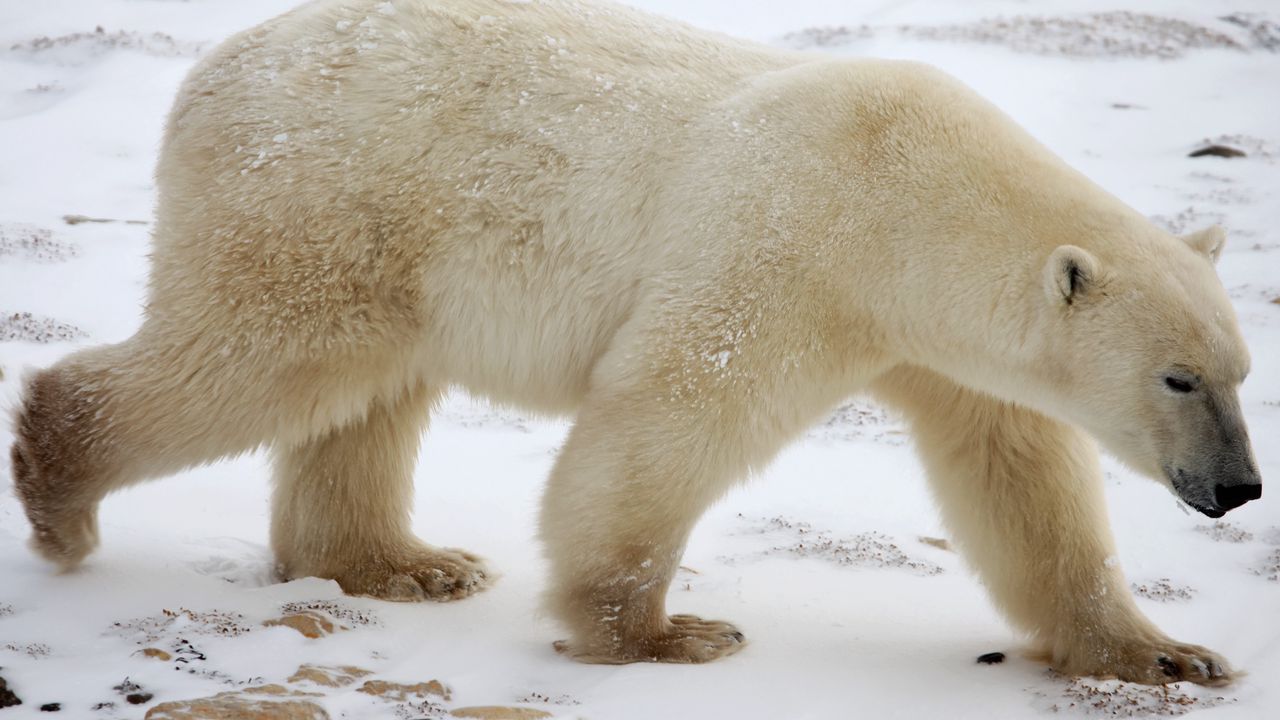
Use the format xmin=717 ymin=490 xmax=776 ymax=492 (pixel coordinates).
xmin=1 ymin=0 xmax=1278 ymax=717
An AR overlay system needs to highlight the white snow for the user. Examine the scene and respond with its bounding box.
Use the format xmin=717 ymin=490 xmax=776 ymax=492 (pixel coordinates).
xmin=1 ymin=1 xmax=1278 ymax=718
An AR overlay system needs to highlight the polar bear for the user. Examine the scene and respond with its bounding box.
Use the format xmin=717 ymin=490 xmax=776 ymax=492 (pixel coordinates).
xmin=10 ymin=0 xmax=1261 ymax=685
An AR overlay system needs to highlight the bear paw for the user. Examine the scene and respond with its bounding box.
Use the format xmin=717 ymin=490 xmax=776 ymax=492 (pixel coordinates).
xmin=329 ymin=545 xmax=490 ymax=602
xmin=26 ymin=509 xmax=99 ymax=572
xmin=555 ymin=614 xmax=746 ymax=664
xmin=1055 ymin=636 xmax=1232 ymax=686
xmin=12 ymin=441 xmax=100 ymax=571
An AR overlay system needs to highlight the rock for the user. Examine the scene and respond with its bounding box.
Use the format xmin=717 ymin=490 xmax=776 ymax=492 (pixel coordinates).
xmin=40 ymin=702 xmax=60 ymax=712
xmin=243 ymin=685 xmax=321 ymax=698
xmin=451 ymin=707 xmax=554 ymax=719
xmin=144 ymin=688 xmax=328 ymax=720
xmin=139 ymin=648 xmax=172 ymax=661
xmin=1188 ymin=144 xmax=1246 ymax=158
xmin=0 ymin=674 xmax=22 ymax=709
xmin=918 ymin=536 xmax=953 ymax=551
xmin=357 ymin=679 xmax=450 ymax=702
xmin=127 ymin=693 xmax=154 ymax=705
xmin=287 ymin=664 xmax=372 ymax=688
xmin=262 ymin=611 xmax=343 ymax=639
xmin=976 ymin=651 xmax=1006 ymax=665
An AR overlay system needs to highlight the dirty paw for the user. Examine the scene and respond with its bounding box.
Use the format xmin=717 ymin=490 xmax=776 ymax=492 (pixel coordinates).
xmin=26 ymin=510 xmax=99 ymax=571
xmin=1058 ymin=639 xmax=1233 ymax=687
xmin=1151 ymin=646 xmax=1231 ymax=686
xmin=556 ymin=614 xmax=746 ymax=664
xmin=334 ymin=546 xmax=490 ymax=602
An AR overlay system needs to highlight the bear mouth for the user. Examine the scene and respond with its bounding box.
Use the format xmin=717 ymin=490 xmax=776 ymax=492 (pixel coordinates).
xmin=1182 ymin=500 xmax=1226 ymax=519
xmin=1165 ymin=466 xmax=1226 ymax=518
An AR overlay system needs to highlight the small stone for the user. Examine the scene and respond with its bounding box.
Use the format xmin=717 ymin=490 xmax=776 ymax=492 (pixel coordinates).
xmin=262 ymin=611 xmax=343 ymax=639
xmin=0 ymin=674 xmax=21 ymax=709
xmin=40 ymin=702 xmax=61 ymax=712
xmin=976 ymin=651 xmax=1006 ymax=665
xmin=357 ymin=679 xmax=450 ymax=702
xmin=144 ymin=692 xmax=328 ymax=720
xmin=451 ymin=707 xmax=553 ymax=719
xmin=918 ymin=536 xmax=953 ymax=552
xmin=287 ymin=664 xmax=372 ymax=688
xmin=1188 ymin=144 xmax=1246 ymax=158
xmin=127 ymin=693 xmax=154 ymax=705
xmin=139 ymin=648 xmax=172 ymax=661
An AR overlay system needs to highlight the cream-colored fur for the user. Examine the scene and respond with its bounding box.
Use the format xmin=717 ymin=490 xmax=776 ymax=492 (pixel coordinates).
xmin=10 ymin=0 xmax=1260 ymax=683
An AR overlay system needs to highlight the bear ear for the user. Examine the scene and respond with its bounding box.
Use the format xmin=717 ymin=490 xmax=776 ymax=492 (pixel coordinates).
xmin=1182 ymin=225 xmax=1226 ymax=264
xmin=1043 ymin=245 xmax=1099 ymax=306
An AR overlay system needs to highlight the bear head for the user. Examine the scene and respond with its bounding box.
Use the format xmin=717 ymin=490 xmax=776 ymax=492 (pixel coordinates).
xmin=1037 ymin=226 xmax=1261 ymax=517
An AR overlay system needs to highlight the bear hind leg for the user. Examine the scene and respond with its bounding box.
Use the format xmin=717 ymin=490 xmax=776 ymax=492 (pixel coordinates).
xmin=12 ymin=335 xmax=300 ymax=569
xmin=872 ymin=365 xmax=1231 ymax=686
xmin=270 ymin=382 xmax=488 ymax=602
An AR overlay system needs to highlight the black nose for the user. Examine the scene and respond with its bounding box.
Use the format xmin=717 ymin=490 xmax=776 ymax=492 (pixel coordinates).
xmin=1214 ymin=482 xmax=1262 ymax=511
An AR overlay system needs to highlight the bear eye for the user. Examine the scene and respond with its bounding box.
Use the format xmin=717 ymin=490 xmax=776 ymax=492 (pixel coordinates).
xmin=1164 ymin=376 xmax=1197 ymax=393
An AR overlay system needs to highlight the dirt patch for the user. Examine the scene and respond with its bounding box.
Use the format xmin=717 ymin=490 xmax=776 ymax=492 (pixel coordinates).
xmin=728 ymin=515 xmax=944 ymax=575
xmin=0 ymin=224 xmax=78 ymax=262
xmin=808 ymin=400 xmax=905 ymax=444
xmin=1032 ymin=673 xmax=1235 ymax=716
xmin=516 ymin=692 xmax=580 ymax=707
xmin=904 ymin=12 xmax=1246 ymax=58
xmin=782 ymin=25 xmax=873 ymax=48
xmin=2 ymin=641 xmax=52 ymax=659
xmin=1254 ymin=549 xmax=1280 ymax=582
xmin=9 ymin=26 xmax=206 ymax=64
xmin=1148 ymin=207 xmax=1228 ymax=236
xmin=279 ymin=600 xmax=379 ymax=628
xmin=1194 ymin=521 xmax=1254 ymax=544
xmin=1130 ymin=578 xmax=1196 ymax=603
xmin=0 ymin=311 xmax=87 ymax=343
xmin=1219 ymin=13 xmax=1280 ymax=51
xmin=783 ymin=12 xmax=1276 ymax=58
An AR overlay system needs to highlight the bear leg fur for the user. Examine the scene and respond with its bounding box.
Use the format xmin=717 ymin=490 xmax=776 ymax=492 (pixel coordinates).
xmin=270 ymin=382 xmax=488 ymax=601
xmin=873 ymin=365 xmax=1231 ymax=686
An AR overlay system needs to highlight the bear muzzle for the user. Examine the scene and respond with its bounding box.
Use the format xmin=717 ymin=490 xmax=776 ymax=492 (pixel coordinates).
xmin=1166 ymin=465 xmax=1262 ymax=518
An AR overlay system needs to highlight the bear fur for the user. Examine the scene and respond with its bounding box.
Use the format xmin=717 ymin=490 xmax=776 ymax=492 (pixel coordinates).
xmin=10 ymin=0 xmax=1262 ymax=684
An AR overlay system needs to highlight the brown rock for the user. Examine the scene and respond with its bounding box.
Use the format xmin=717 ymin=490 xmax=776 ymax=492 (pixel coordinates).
xmin=145 ymin=692 xmax=328 ymax=720
xmin=262 ymin=611 xmax=343 ymax=639
xmin=240 ymin=681 xmax=320 ymax=696
xmin=0 ymin=674 xmax=21 ymax=709
xmin=138 ymin=648 xmax=172 ymax=661
xmin=918 ymin=536 xmax=953 ymax=552
xmin=1188 ymin=144 xmax=1246 ymax=158
xmin=357 ymin=679 xmax=450 ymax=702
xmin=287 ymin=665 xmax=372 ymax=688
xmin=451 ymin=707 xmax=553 ymax=719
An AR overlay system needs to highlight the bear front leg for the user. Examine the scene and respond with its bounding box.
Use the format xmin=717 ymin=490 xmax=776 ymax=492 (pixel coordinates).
xmin=873 ymin=365 xmax=1232 ymax=686
xmin=270 ymin=384 xmax=488 ymax=602
xmin=540 ymin=387 xmax=756 ymax=664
